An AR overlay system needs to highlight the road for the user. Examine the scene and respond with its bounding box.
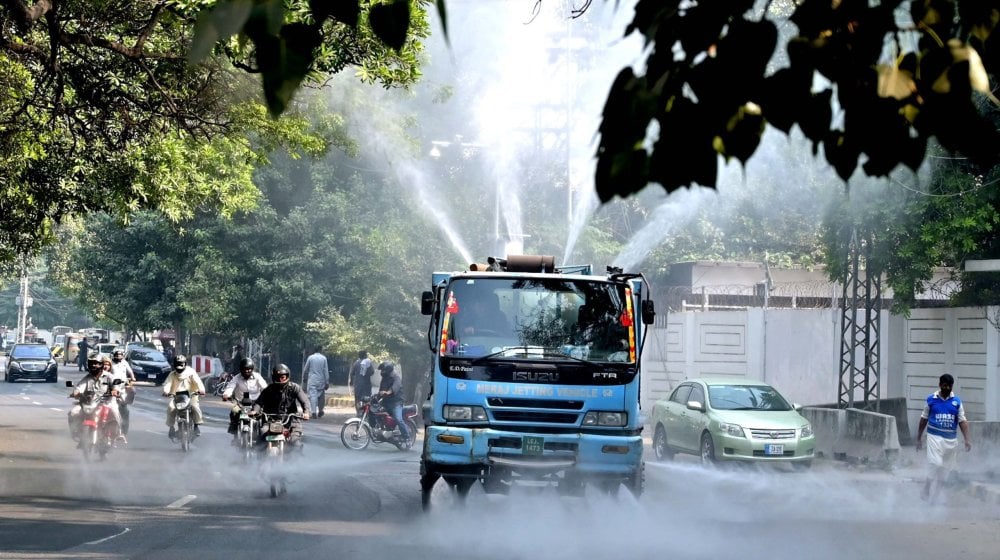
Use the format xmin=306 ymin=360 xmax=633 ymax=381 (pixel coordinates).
xmin=1 ymin=362 xmax=998 ymax=559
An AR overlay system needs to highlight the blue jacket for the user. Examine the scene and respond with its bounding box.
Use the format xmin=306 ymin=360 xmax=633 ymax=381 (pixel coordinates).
xmin=925 ymin=393 xmax=963 ymax=439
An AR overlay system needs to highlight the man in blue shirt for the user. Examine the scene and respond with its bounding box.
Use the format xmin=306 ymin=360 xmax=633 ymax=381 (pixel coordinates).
xmin=915 ymin=373 xmax=973 ymax=503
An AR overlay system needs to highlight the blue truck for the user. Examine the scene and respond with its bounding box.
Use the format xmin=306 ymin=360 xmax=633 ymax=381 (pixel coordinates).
xmin=419 ymin=254 xmax=655 ymax=509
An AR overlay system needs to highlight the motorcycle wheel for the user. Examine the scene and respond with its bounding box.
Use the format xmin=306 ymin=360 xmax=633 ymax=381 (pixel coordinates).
xmin=179 ymin=422 xmax=190 ymax=452
xmin=240 ymin=431 xmax=253 ymax=464
xmin=340 ymin=420 xmax=371 ymax=451
xmin=80 ymin=426 xmax=96 ymax=462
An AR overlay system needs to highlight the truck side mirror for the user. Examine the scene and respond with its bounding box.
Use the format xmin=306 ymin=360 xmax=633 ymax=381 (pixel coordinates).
xmin=421 ymin=291 xmax=435 ymax=315
xmin=641 ymin=300 xmax=656 ymax=325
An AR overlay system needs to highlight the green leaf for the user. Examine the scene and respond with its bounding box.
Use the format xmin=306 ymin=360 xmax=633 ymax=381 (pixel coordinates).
xmin=369 ymin=0 xmax=411 ymax=51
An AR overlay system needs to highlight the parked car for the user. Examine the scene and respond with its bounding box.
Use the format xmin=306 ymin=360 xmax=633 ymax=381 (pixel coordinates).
xmin=93 ymin=343 xmax=121 ymax=357
xmin=125 ymin=347 xmax=172 ymax=385
xmin=649 ymin=378 xmax=816 ymax=468
xmin=5 ymin=342 xmax=59 ymax=383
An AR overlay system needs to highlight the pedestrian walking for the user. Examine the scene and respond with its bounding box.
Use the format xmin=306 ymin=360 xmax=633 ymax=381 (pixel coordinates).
xmin=76 ymin=338 xmax=90 ymax=371
xmin=348 ymin=350 xmax=375 ymax=411
xmin=302 ymin=345 xmax=329 ymax=418
xmin=916 ymin=373 xmax=973 ymax=503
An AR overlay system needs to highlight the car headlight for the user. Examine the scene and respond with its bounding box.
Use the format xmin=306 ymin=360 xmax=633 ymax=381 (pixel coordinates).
xmin=443 ymin=405 xmax=487 ymax=421
xmin=583 ymin=411 xmax=627 ymax=427
xmin=718 ymin=421 xmax=746 ymax=438
xmin=801 ymin=424 xmax=813 ymax=438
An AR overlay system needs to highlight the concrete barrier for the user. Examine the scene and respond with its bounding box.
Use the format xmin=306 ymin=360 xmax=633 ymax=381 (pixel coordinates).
xmin=802 ymin=406 xmax=900 ymax=468
xmin=191 ymin=355 xmax=224 ymax=376
xmin=966 ymin=421 xmax=1000 ymax=478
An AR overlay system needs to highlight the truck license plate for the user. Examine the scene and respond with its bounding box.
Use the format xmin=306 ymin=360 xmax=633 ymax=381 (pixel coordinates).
xmin=764 ymin=444 xmax=784 ymax=456
xmin=522 ymin=436 xmax=544 ymax=455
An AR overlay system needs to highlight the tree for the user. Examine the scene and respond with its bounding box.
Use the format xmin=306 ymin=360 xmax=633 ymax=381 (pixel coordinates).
xmin=0 ymin=0 xmax=427 ymax=265
xmin=224 ymin=1 xmax=1000 ymax=203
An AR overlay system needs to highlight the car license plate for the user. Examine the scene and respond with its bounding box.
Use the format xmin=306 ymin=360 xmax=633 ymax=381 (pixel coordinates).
xmin=266 ymin=434 xmax=285 ymax=442
xmin=764 ymin=443 xmax=784 ymax=456
xmin=522 ymin=436 xmax=544 ymax=455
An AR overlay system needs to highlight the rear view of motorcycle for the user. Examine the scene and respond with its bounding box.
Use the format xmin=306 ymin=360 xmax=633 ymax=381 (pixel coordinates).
xmin=259 ymin=413 xmax=300 ymax=498
xmin=340 ymin=395 xmax=417 ymax=451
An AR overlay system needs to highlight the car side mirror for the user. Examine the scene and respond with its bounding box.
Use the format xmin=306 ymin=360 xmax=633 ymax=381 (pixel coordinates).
xmin=641 ymin=300 xmax=656 ymax=325
xmin=686 ymin=400 xmax=704 ymax=412
xmin=421 ymin=291 xmax=435 ymax=315
xmin=793 ymin=403 xmax=802 ymax=411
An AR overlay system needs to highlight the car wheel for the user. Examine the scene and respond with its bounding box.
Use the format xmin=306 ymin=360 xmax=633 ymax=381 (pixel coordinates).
xmin=653 ymin=424 xmax=674 ymax=461
xmin=700 ymin=432 xmax=717 ymax=465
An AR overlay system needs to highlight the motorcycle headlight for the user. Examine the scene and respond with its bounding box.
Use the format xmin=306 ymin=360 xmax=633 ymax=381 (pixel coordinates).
xmin=443 ymin=405 xmax=487 ymax=421
xmin=583 ymin=411 xmax=627 ymax=427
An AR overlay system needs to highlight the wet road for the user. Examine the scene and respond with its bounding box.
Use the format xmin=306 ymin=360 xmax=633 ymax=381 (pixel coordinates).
xmin=1 ymin=363 xmax=998 ymax=559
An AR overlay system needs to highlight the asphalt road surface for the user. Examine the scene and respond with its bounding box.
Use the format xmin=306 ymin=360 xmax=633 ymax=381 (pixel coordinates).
xmin=1 ymin=362 xmax=999 ymax=560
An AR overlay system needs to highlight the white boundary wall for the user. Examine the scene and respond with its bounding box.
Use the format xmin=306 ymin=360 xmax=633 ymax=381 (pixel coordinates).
xmin=641 ymin=305 xmax=1000 ymax=438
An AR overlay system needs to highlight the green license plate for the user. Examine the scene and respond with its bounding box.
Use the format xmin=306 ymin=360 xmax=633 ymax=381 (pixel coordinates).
xmin=522 ymin=436 xmax=544 ymax=455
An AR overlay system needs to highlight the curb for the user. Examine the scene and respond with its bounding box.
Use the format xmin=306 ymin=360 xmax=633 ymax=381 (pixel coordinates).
xmin=325 ymin=395 xmax=354 ymax=408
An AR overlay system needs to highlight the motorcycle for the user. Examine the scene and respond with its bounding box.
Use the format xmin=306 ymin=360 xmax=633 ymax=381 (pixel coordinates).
xmin=210 ymin=371 xmax=233 ymax=397
xmin=170 ymin=391 xmax=197 ymax=452
xmin=68 ymin=379 xmax=125 ymax=461
xmin=340 ymin=395 xmax=418 ymax=451
xmin=258 ymin=412 xmax=302 ymax=498
xmin=234 ymin=395 xmax=258 ymax=464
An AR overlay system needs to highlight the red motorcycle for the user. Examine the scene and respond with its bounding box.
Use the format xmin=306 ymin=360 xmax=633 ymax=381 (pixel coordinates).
xmin=68 ymin=379 xmax=124 ymax=461
xmin=340 ymin=395 xmax=417 ymax=451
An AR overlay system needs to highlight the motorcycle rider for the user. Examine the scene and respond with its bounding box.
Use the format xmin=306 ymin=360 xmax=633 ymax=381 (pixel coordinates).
xmin=375 ymin=360 xmax=411 ymax=448
xmin=222 ymin=357 xmax=268 ymax=437
xmin=162 ymin=354 xmax=207 ymax=440
xmin=108 ymin=350 xmax=135 ymax=438
xmin=67 ymin=353 xmax=116 ymax=445
xmin=251 ymin=364 xmax=310 ymax=448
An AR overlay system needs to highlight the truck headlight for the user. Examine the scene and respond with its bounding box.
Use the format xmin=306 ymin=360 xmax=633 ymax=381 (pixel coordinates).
xmin=583 ymin=411 xmax=627 ymax=426
xmin=444 ymin=405 xmax=487 ymax=421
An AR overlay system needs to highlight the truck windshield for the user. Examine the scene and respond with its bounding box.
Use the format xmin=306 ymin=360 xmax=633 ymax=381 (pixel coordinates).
xmin=439 ymin=277 xmax=634 ymax=362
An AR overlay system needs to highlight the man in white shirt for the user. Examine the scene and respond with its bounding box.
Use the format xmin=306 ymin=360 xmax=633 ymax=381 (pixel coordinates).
xmin=161 ymin=354 xmax=206 ymax=439
xmin=223 ymin=357 xmax=269 ymax=436
xmin=302 ymin=345 xmax=329 ymax=418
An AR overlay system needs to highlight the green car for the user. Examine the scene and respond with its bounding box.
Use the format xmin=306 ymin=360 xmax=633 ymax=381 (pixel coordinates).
xmin=649 ymin=378 xmax=815 ymax=468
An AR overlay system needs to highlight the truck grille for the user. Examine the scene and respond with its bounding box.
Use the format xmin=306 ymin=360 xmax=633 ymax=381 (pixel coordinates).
xmin=492 ymin=411 xmax=579 ymax=424
xmin=486 ymin=398 xmax=584 ymax=410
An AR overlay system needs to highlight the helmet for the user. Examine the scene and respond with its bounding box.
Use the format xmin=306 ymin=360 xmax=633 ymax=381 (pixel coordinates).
xmin=239 ymin=357 xmax=255 ymax=375
xmin=173 ymin=354 xmax=187 ymax=371
xmin=377 ymin=360 xmax=394 ymax=375
xmin=112 ymin=349 xmax=124 ymax=360
xmin=87 ymin=352 xmax=103 ymax=373
xmin=272 ymin=363 xmax=291 ymax=383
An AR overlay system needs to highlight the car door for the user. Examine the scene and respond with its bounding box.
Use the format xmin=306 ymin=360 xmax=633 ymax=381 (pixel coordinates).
xmin=664 ymin=383 xmax=694 ymax=453
xmin=681 ymin=383 xmax=708 ymax=450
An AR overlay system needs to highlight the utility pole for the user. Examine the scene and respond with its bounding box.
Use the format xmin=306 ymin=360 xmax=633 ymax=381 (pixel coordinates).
xmin=15 ymin=263 xmax=31 ymax=344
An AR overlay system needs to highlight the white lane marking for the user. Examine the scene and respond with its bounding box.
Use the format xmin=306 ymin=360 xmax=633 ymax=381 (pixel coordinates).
xmin=21 ymin=396 xmax=30 ymax=400
xmin=85 ymin=527 xmax=130 ymax=545
xmin=50 ymin=408 xmax=63 ymax=412
xmin=32 ymin=401 xmax=42 ymax=405
xmin=166 ymin=495 xmax=197 ymax=509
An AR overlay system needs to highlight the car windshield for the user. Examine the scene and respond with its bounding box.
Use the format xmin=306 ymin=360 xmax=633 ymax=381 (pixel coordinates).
xmin=12 ymin=345 xmax=51 ymax=359
xmin=129 ymin=349 xmax=167 ymax=362
xmin=439 ymin=277 xmax=633 ymax=362
xmin=707 ymin=384 xmax=792 ymax=411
